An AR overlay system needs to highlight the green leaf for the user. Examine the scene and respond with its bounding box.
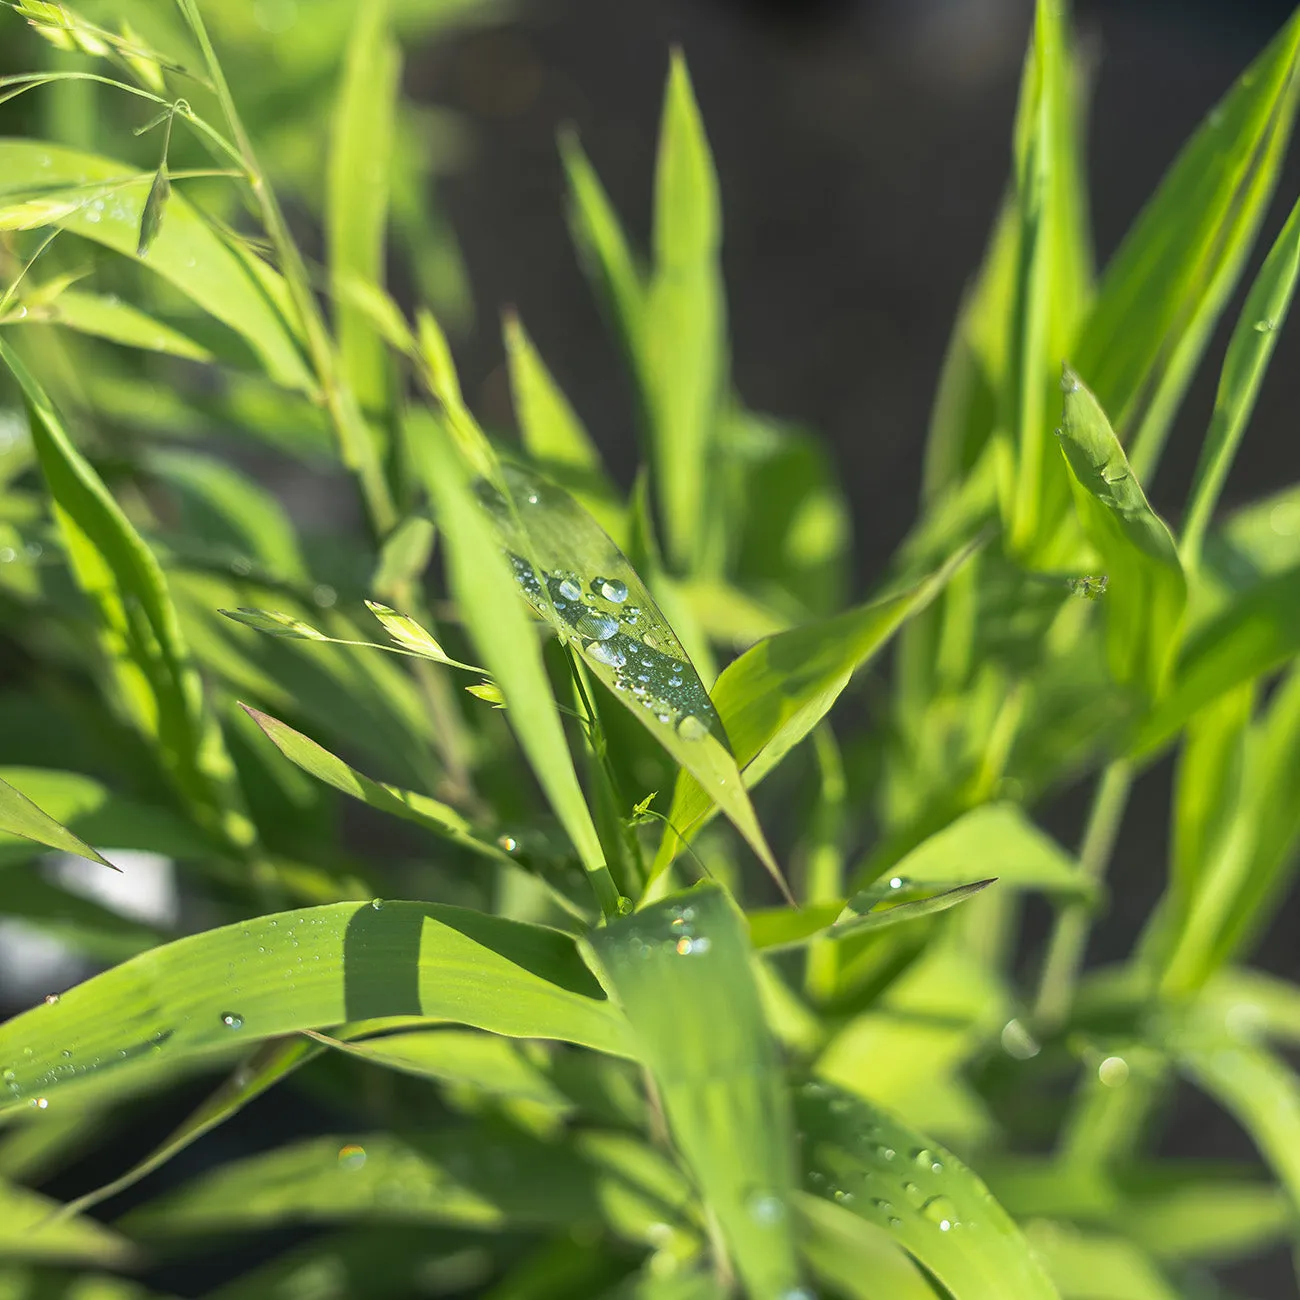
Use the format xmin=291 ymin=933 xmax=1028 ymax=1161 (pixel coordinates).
xmin=796 ymin=1194 xmax=936 ymax=1300
xmin=1182 ymin=194 xmax=1300 ymax=566
xmin=657 ymin=545 xmax=973 ymax=874
xmin=796 ymin=1082 xmax=1059 ymax=1300
xmin=0 ymin=770 xmax=117 ymax=871
xmin=1134 ymin=563 xmax=1300 ymax=757
xmin=477 ymin=462 xmax=786 ymax=897
xmin=241 ymin=706 xmax=506 ymax=866
xmin=1022 ymin=1223 xmax=1178 ymax=1300
xmin=0 ymin=338 xmax=255 ymax=851
xmin=0 ymin=140 xmax=313 ymax=391
xmin=9 ymin=288 xmax=211 ymax=360
xmin=1056 ymin=369 xmax=1186 ymax=699
xmin=364 ymin=600 xmax=472 ymax=668
xmin=1073 ymin=9 xmax=1300 ymax=476
xmin=135 ymin=162 xmax=169 ymax=256
xmin=645 ymin=52 xmax=725 ymax=572
xmin=1173 ymin=1032 xmax=1300 ymax=1227
xmin=585 ymin=884 xmax=806 ymax=1300
xmin=559 ymin=129 xmax=645 ymax=363
xmin=0 ymin=900 xmax=632 ymax=1115
xmin=407 ymin=411 xmax=620 ymax=916
xmin=0 ymin=1179 xmax=133 ymax=1266
xmin=327 ymin=0 xmax=399 ymax=415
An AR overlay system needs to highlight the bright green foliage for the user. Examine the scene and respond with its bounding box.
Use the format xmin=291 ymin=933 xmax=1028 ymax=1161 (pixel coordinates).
xmin=3 ymin=2 xmax=1300 ymax=1296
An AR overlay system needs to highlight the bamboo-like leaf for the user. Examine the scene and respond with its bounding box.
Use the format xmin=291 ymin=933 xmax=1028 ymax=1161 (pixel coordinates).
xmin=644 ymin=53 xmax=725 ymax=572
xmin=1182 ymin=194 xmax=1300 ymax=566
xmin=0 ymin=338 xmax=254 ymax=850
xmin=796 ymin=1194 xmax=936 ymax=1300
xmin=657 ymin=545 xmax=973 ymax=875
xmin=586 ymin=884 xmax=806 ymax=1299
xmin=0 ymin=141 xmax=313 ymax=391
xmin=0 ymin=771 xmax=117 ymax=870
xmin=408 ymin=412 xmax=620 ymax=915
xmin=327 ymin=0 xmax=399 ymax=415
xmin=796 ymin=1081 xmax=1060 ymax=1300
xmin=0 ymin=900 xmax=632 ymax=1115
xmin=1073 ymin=8 xmax=1300 ymax=475
xmin=0 ymin=1179 xmax=133 ymax=1266
xmin=1056 ymin=369 xmax=1186 ymax=699
xmin=8 ymin=289 xmax=211 ymax=360
xmin=478 ymin=462 xmax=786 ymax=896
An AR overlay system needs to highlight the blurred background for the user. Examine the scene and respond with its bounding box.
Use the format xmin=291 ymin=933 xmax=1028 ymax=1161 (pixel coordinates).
xmin=5 ymin=0 xmax=1300 ymax=1294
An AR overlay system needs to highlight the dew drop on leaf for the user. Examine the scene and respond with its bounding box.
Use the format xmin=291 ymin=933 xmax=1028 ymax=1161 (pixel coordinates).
xmin=220 ymin=1012 xmax=244 ymax=1030
xmin=596 ymin=577 xmax=628 ymax=603
xmin=922 ymin=1194 xmax=958 ymax=1230
xmin=558 ymin=576 xmax=582 ymax=602
xmin=338 ymin=1143 xmax=367 ymax=1171
xmin=677 ymin=715 xmax=708 ymax=742
xmin=370 ymin=898 xmax=385 ymax=911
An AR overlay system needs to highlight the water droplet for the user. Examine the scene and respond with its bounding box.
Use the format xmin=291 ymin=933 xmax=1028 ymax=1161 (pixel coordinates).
xmin=526 ymin=492 xmax=539 ymax=504
xmin=586 ymin=640 xmax=626 ymax=668
xmin=597 ymin=578 xmax=628 ymax=603
xmin=0 ymin=548 xmax=15 ymax=564
xmin=220 ymin=1012 xmax=244 ymax=1030
xmin=833 ymin=1188 xmax=855 ymax=1204
xmin=1254 ymin=318 xmax=1275 ymax=332
xmin=1001 ymin=1018 xmax=1041 ymax=1060
xmin=872 ymin=1198 xmax=895 ymax=1214
xmin=616 ymin=895 xmax=635 ymax=915
xmin=371 ymin=898 xmax=384 ymax=910
xmin=576 ymin=611 xmax=619 ymax=641
xmin=922 ymin=1195 xmax=958 ymax=1230
xmin=1098 ymin=1055 xmax=1129 ymax=1087
xmin=748 ymin=1192 xmax=785 ymax=1224
xmin=875 ymin=1145 xmax=896 ymax=1162
xmin=338 ymin=1143 xmax=367 ymax=1170
xmin=677 ymin=715 xmax=708 ymax=742
xmin=313 ymin=583 xmax=337 ymax=608
xmin=24 ymin=542 xmax=42 ymax=559
xmin=889 ymin=877 xmax=903 ymax=890
xmin=902 ymin=1182 xmax=926 ymax=1208
xmin=497 ymin=835 xmax=518 ymax=852
xmin=31 ymin=1097 xmax=48 ymax=1110
xmin=230 ymin=556 xmax=252 ymax=576
xmin=558 ymin=577 xmax=582 ymax=602
xmin=675 ymin=937 xmax=694 ymax=955
xmin=913 ymin=1148 xmax=942 ymax=1173
xmin=43 ymin=993 xmax=59 ymax=1006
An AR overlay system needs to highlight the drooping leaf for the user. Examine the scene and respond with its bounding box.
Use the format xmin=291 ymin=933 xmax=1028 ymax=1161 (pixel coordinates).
xmin=0 ymin=140 xmax=313 ymax=391
xmin=585 ymin=884 xmax=806 ymax=1299
xmin=8 ymin=288 xmax=211 ymax=360
xmin=0 ymin=900 xmax=633 ymax=1115
xmin=1056 ymin=369 xmax=1186 ymax=700
xmin=0 ymin=337 xmax=255 ymax=851
xmin=477 ymin=461 xmax=785 ymax=896
xmin=796 ymin=1081 xmax=1059 ymax=1300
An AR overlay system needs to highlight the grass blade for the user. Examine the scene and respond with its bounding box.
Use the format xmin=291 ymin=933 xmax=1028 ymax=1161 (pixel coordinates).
xmin=656 ymin=545 xmax=974 ymax=874
xmin=1073 ymin=9 xmax=1300 ymax=475
xmin=0 ymin=336 xmax=254 ymax=851
xmin=0 ymin=1179 xmax=133 ymax=1266
xmin=0 ymin=140 xmax=314 ymax=391
xmin=796 ymin=1194 xmax=936 ymax=1300
xmin=1182 ymin=194 xmax=1300 ymax=566
xmin=0 ymin=771 xmax=117 ymax=871
xmin=586 ymin=884 xmax=806 ymax=1299
xmin=1056 ymin=369 xmax=1186 ymax=700
xmin=0 ymin=900 xmax=632 ymax=1115
xmin=645 ymin=52 xmax=725 ymax=572
xmin=9 ymin=288 xmax=212 ymax=360
xmin=327 ymin=0 xmax=399 ymax=417
xmin=797 ymin=1081 xmax=1060 ymax=1300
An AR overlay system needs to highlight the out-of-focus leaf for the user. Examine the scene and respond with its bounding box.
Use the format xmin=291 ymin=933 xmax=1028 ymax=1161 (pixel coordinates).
xmin=0 ymin=140 xmax=313 ymax=391
xmin=1073 ymin=9 xmax=1300 ymax=475
xmin=1182 ymin=195 xmax=1300 ymax=566
xmin=408 ymin=412 xmax=619 ymax=915
xmin=0 ymin=1179 xmax=133 ymax=1266
xmin=148 ymin=449 xmax=308 ymax=582
xmin=0 ymin=900 xmax=632 ymax=1115
xmin=644 ymin=53 xmax=725 ymax=572
xmin=1022 ymin=1222 xmax=1177 ymax=1300
xmin=796 ymin=1194 xmax=936 ymax=1300
xmin=657 ymin=545 xmax=973 ymax=874
xmin=8 ymin=289 xmax=211 ymax=360
xmin=1056 ymin=370 xmax=1186 ymax=699
xmin=796 ymin=1081 xmax=1059 ymax=1300
xmin=327 ymin=0 xmax=399 ymax=415
xmin=0 ymin=339 xmax=254 ymax=850
xmin=478 ymin=462 xmax=785 ymax=897
xmin=1202 ymin=965 xmax=1300 ymax=1046
xmin=240 ymin=707 xmax=506 ymax=865
xmin=586 ymin=885 xmax=806 ymax=1299
xmin=1134 ymin=563 xmax=1300 ymax=757
xmin=0 ymin=770 xmax=116 ymax=871
xmin=135 ymin=163 xmax=169 ymax=257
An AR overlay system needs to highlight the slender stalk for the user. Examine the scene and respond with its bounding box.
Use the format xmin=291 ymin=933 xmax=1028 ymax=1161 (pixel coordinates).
xmin=1033 ymin=759 xmax=1133 ymax=1031
xmin=803 ymin=725 xmax=846 ymax=1001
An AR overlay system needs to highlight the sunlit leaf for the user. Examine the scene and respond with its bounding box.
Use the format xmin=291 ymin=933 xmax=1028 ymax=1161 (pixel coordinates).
xmin=0 ymin=770 xmax=116 ymax=871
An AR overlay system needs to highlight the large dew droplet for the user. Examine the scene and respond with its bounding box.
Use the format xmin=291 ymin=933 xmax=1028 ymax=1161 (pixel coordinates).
xmin=338 ymin=1143 xmax=367 ymax=1171
xmin=575 ymin=611 xmax=619 ymax=641
xmin=748 ymin=1191 xmax=785 ymax=1224
xmin=558 ymin=577 xmax=582 ymax=602
xmin=677 ymin=714 xmax=708 ymax=742
xmin=586 ymin=640 xmax=626 ymax=668
xmin=220 ymin=1012 xmax=244 ymax=1030
xmin=596 ymin=577 xmax=628 ymax=603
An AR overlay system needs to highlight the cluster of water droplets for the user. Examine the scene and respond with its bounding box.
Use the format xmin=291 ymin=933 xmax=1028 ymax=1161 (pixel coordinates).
xmin=797 ymin=1082 xmax=980 ymax=1238
xmin=505 ymin=553 xmax=715 ymax=741
xmin=620 ymin=902 xmax=714 ymax=961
